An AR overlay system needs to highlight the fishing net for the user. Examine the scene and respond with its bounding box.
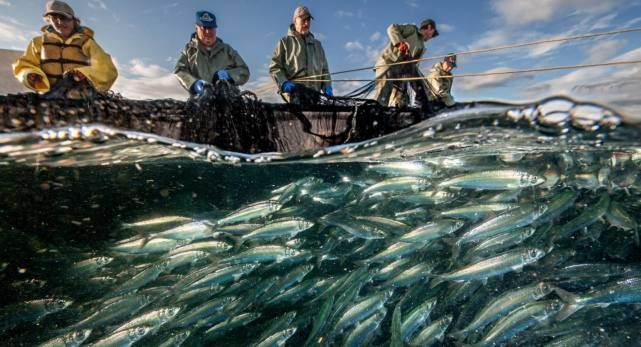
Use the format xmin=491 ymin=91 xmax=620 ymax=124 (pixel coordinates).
xmin=0 ymin=79 xmax=440 ymax=153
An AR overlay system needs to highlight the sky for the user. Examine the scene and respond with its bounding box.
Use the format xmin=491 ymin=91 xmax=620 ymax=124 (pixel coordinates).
xmin=2 ymin=0 xmax=641 ymax=119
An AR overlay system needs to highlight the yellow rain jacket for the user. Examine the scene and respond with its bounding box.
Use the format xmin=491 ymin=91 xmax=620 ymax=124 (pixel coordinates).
xmin=12 ymin=25 xmax=118 ymax=93
xmin=426 ymin=61 xmax=455 ymax=107
xmin=269 ymin=25 xmax=331 ymax=92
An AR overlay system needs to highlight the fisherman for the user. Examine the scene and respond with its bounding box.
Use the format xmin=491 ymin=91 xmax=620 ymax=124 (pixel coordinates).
xmin=269 ymin=6 xmax=333 ymax=103
xmin=12 ymin=1 xmax=118 ymax=95
xmin=373 ymin=19 xmax=438 ymax=108
xmin=426 ymin=54 xmax=457 ymax=108
xmin=175 ymin=10 xmax=250 ymax=97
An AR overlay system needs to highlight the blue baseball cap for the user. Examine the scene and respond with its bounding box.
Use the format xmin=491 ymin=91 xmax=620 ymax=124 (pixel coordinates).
xmin=196 ymin=11 xmax=217 ymax=28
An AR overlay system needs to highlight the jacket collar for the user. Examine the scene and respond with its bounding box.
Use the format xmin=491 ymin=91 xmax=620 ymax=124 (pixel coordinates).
xmin=287 ymin=24 xmax=315 ymax=40
xmin=189 ymin=33 xmax=226 ymax=55
xmin=41 ymin=25 xmax=94 ymax=40
xmin=433 ymin=61 xmax=452 ymax=75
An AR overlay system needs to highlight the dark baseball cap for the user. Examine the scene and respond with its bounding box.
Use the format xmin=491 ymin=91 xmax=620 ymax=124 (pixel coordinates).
xmin=420 ymin=19 xmax=439 ymax=37
xmin=196 ymin=11 xmax=217 ymax=28
xmin=445 ymin=54 xmax=457 ymax=67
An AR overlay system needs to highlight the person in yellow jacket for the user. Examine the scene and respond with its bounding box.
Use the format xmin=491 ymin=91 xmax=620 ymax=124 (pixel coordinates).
xmin=426 ymin=54 xmax=457 ymax=108
xmin=269 ymin=6 xmax=332 ymax=103
xmin=373 ymin=19 xmax=438 ymax=108
xmin=12 ymin=1 xmax=118 ymax=94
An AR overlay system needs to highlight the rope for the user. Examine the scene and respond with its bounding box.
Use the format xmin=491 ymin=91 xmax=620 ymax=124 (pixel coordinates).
xmin=294 ymin=26 xmax=641 ymax=81
xmin=292 ymin=59 xmax=641 ymax=83
xmin=250 ymin=26 xmax=641 ymax=94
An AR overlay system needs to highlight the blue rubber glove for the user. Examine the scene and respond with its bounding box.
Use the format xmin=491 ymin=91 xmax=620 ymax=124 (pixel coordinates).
xmin=191 ymin=80 xmax=206 ymax=95
xmin=323 ymin=86 xmax=333 ymax=97
xmin=216 ymin=69 xmax=230 ymax=81
xmin=282 ymin=81 xmax=296 ymax=93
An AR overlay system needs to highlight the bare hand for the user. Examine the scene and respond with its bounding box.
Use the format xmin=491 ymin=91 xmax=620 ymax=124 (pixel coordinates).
xmin=27 ymin=73 xmax=42 ymax=86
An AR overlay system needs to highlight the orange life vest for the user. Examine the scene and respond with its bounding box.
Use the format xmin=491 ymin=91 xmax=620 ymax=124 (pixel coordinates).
xmin=40 ymin=30 xmax=90 ymax=86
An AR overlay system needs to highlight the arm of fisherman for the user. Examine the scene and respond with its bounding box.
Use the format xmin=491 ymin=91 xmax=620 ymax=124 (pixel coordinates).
xmin=13 ymin=37 xmax=50 ymax=92
xmin=226 ymin=47 xmax=250 ymax=86
xmin=318 ymin=43 xmax=331 ymax=90
xmin=174 ymin=47 xmax=198 ymax=92
xmin=269 ymin=39 xmax=289 ymax=89
xmin=76 ymin=39 xmax=118 ymax=92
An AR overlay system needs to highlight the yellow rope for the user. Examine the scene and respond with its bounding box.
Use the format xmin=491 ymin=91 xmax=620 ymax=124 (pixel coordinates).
xmin=292 ymin=59 xmax=641 ymax=83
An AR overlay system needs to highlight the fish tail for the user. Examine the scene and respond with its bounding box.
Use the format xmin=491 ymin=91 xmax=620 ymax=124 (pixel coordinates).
xmin=428 ymin=276 xmax=443 ymax=289
xmin=553 ymin=287 xmax=583 ymax=321
xmin=553 ymin=286 xmax=579 ymax=304
xmin=555 ymin=303 xmax=583 ymax=321
xmin=449 ymin=329 xmax=469 ymax=341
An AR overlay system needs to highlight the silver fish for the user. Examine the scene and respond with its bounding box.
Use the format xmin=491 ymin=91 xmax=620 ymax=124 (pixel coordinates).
xmin=92 ymin=326 xmax=153 ymax=347
xmin=362 ymin=176 xmax=430 ymax=197
xmin=434 ymin=248 xmax=546 ymax=284
xmin=39 ymin=329 xmax=92 ymax=347
xmin=241 ymin=218 xmax=314 ymax=243
xmin=121 ymin=216 xmax=192 ymax=230
xmin=398 ymin=220 xmax=465 ymax=243
xmin=408 ymin=314 xmax=453 ymax=347
xmin=437 ymin=169 xmax=545 ymax=190
xmin=451 ymin=282 xmax=555 ymax=340
xmin=343 ymin=309 xmax=386 ymax=347
xmin=153 ymin=221 xmax=214 ymax=241
xmin=112 ymin=306 xmax=181 ymax=333
xmin=475 ymin=300 xmax=564 ymax=346
xmin=457 ymin=204 xmax=547 ymax=246
xmin=255 ymin=327 xmax=298 ymax=347
xmin=216 ymin=200 xmax=282 ymax=226
xmin=220 ymin=245 xmax=301 ymax=265
xmin=401 ymin=298 xmax=437 ymax=342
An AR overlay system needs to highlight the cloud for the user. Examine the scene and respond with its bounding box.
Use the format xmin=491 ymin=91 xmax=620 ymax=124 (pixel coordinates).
xmin=88 ymin=0 xmax=107 ymax=10
xmin=455 ymin=67 xmax=534 ymax=91
xmin=0 ymin=16 xmax=29 ymax=47
xmin=345 ymin=41 xmax=364 ymax=50
xmin=490 ymin=0 xmax=621 ymax=27
xmin=406 ymin=0 xmax=419 ymax=8
xmin=369 ymin=32 xmax=382 ymax=42
xmin=111 ymin=59 xmax=186 ymax=100
xmin=315 ymin=32 xmax=327 ymax=41
xmin=344 ymin=39 xmax=384 ymax=65
xmin=438 ymin=24 xmax=455 ymax=33
xmin=127 ymin=59 xmax=167 ymax=79
xmin=335 ymin=10 xmax=354 ymax=18
xmin=585 ymin=39 xmax=625 ymax=63
xmin=0 ymin=0 xmax=11 ymax=6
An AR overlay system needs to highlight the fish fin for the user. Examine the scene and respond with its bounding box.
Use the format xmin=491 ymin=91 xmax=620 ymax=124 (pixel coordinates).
xmin=449 ymin=330 xmax=469 ymax=341
xmin=229 ymin=236 xmax=244 ymax=251
xmin=555 ymin=303 xmax=583 ymax=321
xmin=481 ymin=277 xmax=488 ymax=285
xmin=554 ymin=287 xmax=579 ymax=304
xmin=429 ymin=277 xmax=444 ymax=289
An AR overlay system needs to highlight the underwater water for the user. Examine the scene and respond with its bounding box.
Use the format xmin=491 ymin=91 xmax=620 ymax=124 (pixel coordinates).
xmin=0 ymin=97 xmax=640 ymax=346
